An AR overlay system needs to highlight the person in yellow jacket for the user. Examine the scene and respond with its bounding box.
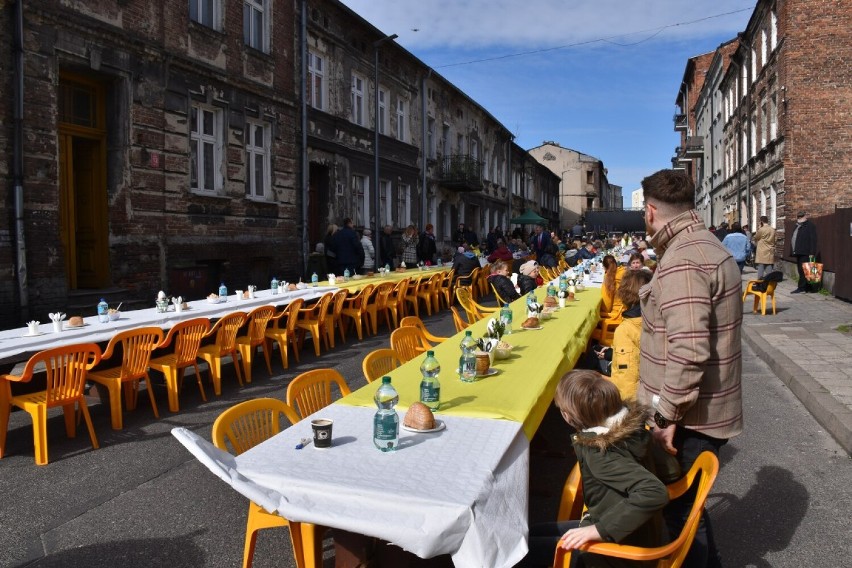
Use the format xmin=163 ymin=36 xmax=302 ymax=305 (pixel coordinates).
xmin=609 ymin=269 xmax=652 ymax=400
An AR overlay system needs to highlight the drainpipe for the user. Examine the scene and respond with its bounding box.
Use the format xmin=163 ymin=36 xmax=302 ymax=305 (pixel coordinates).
xmin=299 ymin=0 xmax=309 ymax=274
xmin=709 ymin=86 xmax=715 ymax=224
xmin=13 ymin=0 xmax=29 ymax=321
xmin=420 ymin=69 xmax=432 ymax=232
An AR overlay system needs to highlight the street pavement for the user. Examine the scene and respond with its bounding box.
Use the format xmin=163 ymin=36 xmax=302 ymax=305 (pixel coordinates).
xmin=1 ymin=271 xmax=852 ymax=567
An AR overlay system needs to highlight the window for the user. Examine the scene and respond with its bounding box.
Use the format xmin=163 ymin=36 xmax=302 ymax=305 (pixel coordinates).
xmin=427 ymin=117 xmax=436 ymax=159
xmin=769 ymin=93 xmax=778 ymax=139
xmin=456 ymin=133 xmax=465 ymax=154
xmin=769 ymin=184 xmax=777 ymax=226
xmin=190 ymin=103 xmax=223 ymax=192
xmin=586 ymin=170 xmax=594 ymax=185
xmin=397 ymin=183 xmax=411 ymax=227
xmin=243 ymin=0 xmax=268 ymax=52
xmin=378 ymin=88 xmax=388 ymax=134
xmin=770 ymin=10 xmax=778 ymax=51
xmin=351 ymin=74 xmax=365 ymax=126
xmin=750 ymin=112 xmax=757 ymax=157
xmin=761 ymin=30 xmax=768 ymax=67
xmin=441 ymin=124 xmax=450 ymax=156
xmin=307 ymin=51 xmax=325 ymax=110
xmin=760 ymin=100 xmax=767 ymax=148
xmin=741 ymin=64 xmax=748 ymax=98
xmin=396 ymin=97 xmax=407 ymax=142
xmin=190 ymin=0 xmax=220 ymax=30
xmin=379 ymin=179 xmax=392 ymax=225
xmin=741 ymin=128 xmax=747 ymax=165
xmin=470 ymin=139 xmax=479 ymax=161
xmin=751 ymin=48 xmax=757 ymax=80
xmin=245 ymin=120 xmax=271 ymax=199
xmin=352 ymin=175 xmax=369 ymax=226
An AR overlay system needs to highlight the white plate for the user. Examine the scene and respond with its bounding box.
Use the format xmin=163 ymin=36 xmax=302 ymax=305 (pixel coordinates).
xmin=520 ymin=326 xmax=544 ymax=331
xmin=22 ymin=331 xmax=45 ymax=337
xmin=402 ymin=420 xmax=446 ymax=434
xmin=65 ymin=323 xmax=90 ymax=329
xmin=456 ymin=367 xmax=500 ymax=378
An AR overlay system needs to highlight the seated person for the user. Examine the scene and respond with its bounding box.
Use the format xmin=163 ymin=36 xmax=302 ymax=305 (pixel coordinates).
xmin=604 ymin=269 xmax=652 ymax=400
xmin=487 ymin=238 xmax=514 ymax=263
xmin=452 ymin=246 xmax=480 ymax=287
xmin=518 ymin=260 xmax=542 ymax=293
xmin=487 ymin=260 xmax=520 ymax=303
xmin=519 ymin=370 xmax=669 ymax=567
xmin=576 ymin=242 xmax=596 ymax=260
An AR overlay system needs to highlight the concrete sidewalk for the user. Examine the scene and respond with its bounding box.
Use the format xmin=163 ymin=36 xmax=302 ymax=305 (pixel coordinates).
xmin=740 ymin=266 xmax=852 ymax=455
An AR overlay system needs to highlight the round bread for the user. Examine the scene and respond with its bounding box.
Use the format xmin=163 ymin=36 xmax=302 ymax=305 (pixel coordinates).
xmin=522 ymin=317 xmax=540 ymax=329
xmin=68 ymin=316 xmax=84 ymax=327
xmin=287 ymin=283 xmax=297 ymax=291
xmin=207 ymin=293 xmax=218 ymax=301
xmin=403 ymin=401 xmax=435 ymax=430
xmin=543 ymin=296 xmax=558 ymax=307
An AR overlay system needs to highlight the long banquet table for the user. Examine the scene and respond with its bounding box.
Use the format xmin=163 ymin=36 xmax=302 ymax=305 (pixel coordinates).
xmin=174 ymin=281 xmax=601 ymax=567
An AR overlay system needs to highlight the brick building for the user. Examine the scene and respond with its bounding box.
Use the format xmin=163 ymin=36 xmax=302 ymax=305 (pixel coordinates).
xmin=676 ymin=0 xmax=852 ymax=263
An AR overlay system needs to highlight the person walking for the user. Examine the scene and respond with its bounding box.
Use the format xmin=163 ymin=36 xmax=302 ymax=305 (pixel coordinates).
xmin=753 ymin=215 xmax=777 ymax=280
xmin=360 ymin=229 xmax=375 ymax=273
xmin=790 ymin=211 xmax=818 ymax=293
xmin=721 ymin=223 xmax=751 ymax=273
xmin=637 ymin=169 xmax=743 ymax=568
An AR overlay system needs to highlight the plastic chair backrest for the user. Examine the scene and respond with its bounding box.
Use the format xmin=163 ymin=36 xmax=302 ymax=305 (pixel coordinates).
xmin=286 ymin=368 xmax=352 ymax=419
xmin=13 ymin=343 xmax=103 ymax=405
xmin=283 ymin=297 xmax=305 ymax=333
xmin=208 ymin=311 xmax=249 ymax=354
xmin=455 ymin=285 xmax=481 ymax=322
xmin=331 ymin=289 xmax=348 ymax=317
xmin=390 ymin=326 xmax=429 ymax=363
xmin=491 ymin=282 xmax=510 ymax=306
xmin=390 ymin=278 xmax=409 ymax=304
xmin=373 ymin=282 xmax=394 ymax=310
xmin=163 ymin=317 xmax=210 ymax=367
xmin=450 ymin=306 xmax=469 ymax=332
xmin=104 ymin=327 xmax=165 ymax=379
xmin=212 ymin=397 xmax=301 ymax=455
xmin=400 ymin=316 xmax=446 ymax=344
xmin=349 ymin=284 xmax=374 ymax=312
xmin=245 ymin=305 xmax=276 ymax=344
xmin=556 ymin=461 xmax=585 ymax=522
xmin=362 ymin=348 xmax=403 ymax=383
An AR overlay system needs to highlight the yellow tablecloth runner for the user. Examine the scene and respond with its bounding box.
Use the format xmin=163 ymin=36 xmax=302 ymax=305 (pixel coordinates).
xmin=337 ymin=286 xmax=601 ymax=440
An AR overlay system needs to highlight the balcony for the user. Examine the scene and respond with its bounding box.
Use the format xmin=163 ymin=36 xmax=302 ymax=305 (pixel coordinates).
xmin=674 ymin=113 xmax=688 ymax=132
xmin=439 ymin=154 xmax=483 ymax=192
xmin=671 ymin=156 xmax=685 ymax=170
xmin=684 ymin=136 xmax=704 ymax=158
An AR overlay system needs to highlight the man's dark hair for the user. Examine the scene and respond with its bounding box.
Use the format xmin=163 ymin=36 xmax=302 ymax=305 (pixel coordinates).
xmin=731 ymin=222 xmax=743 ymax=233
xmin=342 ymin=217 xmax=352 ymax=226
xmin=760 ymin=215 xmax=769 ymax=223
xmin=641 ymin=169 xmax=695 ymax=207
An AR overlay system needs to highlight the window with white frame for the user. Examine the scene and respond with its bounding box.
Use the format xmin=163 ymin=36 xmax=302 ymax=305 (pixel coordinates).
xmin=441 ymin=124 xmax=450 ymax=156
xmin=379 ymin=179 xmax=392 ymax=225
xmin=397 ymin=183 xmax=411 ymax=227
xmin=760 ymin=100 xmax=767 ymax=148
xmin=352 ymin=174 xmax=369 ymax=226
xmin=190 ymin=103 xmax=224 ymax=192
xmin=761 ymin=30 xmax=768 ymax=67
xmin=741 ymin=128 xmax=747 ymax=165
xmin=760 ymin=188 xmax=767 ymax=216
xmin=769 ymin=93 xmax=778 ymax=139
xmin=770 ymin=185 xmax=777 ymax=226
xmin=770 ymin=10 xmax=778 ymax=50
xmin=751 ymin=193 xmax=758 ymax=231
xmin=378 ymin=88 xmax=388 ymax=134
xmin=190 ymin=0 xmax=220 ymax=30
xmin=351 ymin=74 xmax=365 ymax=126
xmin=427 ymin=117 xmax=436 ymax=159
xmin=741 ymin=64 xmax=748 ymax=98
xmin=243 ymin=0 xmax=268 ymax=52
xmin=245 ymin=120 xmax=271 ymax=199
xmin=457 ymin=133 xmax=465 ymax=154
xmin=751 ymin=48 xmax=757 ymax=80
xmin=396 ymin=97 xmax=407 ymax=142
xmin=307 ymin=51 xmax=325 ymax=111
xmin=750 ymin=111 xmax=757 ymax=156
xmin=427 ymin=195 xmax=436 ymax=231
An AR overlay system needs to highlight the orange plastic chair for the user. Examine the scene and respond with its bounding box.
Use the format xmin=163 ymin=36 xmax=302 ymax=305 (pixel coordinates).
xmin=742 ymin=280 xmax=778 ymax=315
xmin=490 ymin=281 xmax=512 ymax=307
xmin=390 ymin=326 xmax=431 ymax=363
xmin=590 ymin=305 xmax=623 ymax=347
xmin=477 ymin=264 xmax=491 ymax=297
xmin=556 ymin=461 xmax=585 ymax=522
xmin=236 ymin=306 xmax=276 ymax=384
xmin=341 ymin=284 xmax=373 ymax=341
xmin=212 ymin=397 xmax=322 ymax=568
xmin=88 ymin=327 xmax=165 ymax=430
xmin=416 ymin=273 xmax=443 ymax=316
xmin=264 ymin=298 xmax=304 ymax=370
xmin=198 ymin=311 xmax=249 ymax=396
xmin=0 ymin=343 xmax=102 ymax=465
xmin=295 ymin=293 xmax=333 ymax=357
xmin=553 ymin=452 xmax=720 ymax=568
xmin=456 ymin=285 xmax=498 ymax=324
xmin=400 ymin=315 xmax=448 ymax=345
xmin=450 ymin=306 xmax=470 ymax=332
xmin=149 ymin=317 xmax=211 ymax=413
xmin=286 ymin=369 xmax=352 ymax=420
xmin=365 ymin=282 xmax=394 ymax=336
xmin=466 ymin=267 xmax=482 ymax=298
xmin=327 ymin=289 xmax=349 ymax=347
xmin=403 ymin=277 xmax=423 ymax=318
xmin=439 ymin=268 xmax=456 ymax=309
xmin=384 ymin=278 xmax=409 ymax=329
xmin=362 ymin=348 xmax=404 ymax=383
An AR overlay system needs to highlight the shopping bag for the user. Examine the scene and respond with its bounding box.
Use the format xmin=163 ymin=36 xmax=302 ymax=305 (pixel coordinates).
xmin=802 ymin=261 xmax=823 ymax=282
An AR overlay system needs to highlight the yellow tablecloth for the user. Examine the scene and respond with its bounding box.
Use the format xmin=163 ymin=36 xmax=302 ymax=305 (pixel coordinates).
xmin=317 ymin=266 xmax=450 ymax=293
xmin=337 ymin=286 xmax=601 ymax=439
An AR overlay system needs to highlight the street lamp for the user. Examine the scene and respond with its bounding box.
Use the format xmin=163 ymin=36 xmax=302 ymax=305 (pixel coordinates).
xmin=373 ymin=33 xmax=398 ymax=268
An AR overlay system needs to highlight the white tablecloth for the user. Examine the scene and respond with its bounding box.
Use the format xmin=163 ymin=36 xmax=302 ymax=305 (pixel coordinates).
xmin=0 ymin=286 xmax=336 ymax=363
xmin=173 ymin=404 xmax=529 ymax=568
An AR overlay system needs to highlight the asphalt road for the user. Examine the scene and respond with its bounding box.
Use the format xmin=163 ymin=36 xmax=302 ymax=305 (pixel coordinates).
xmin=1 ymin=307 xmax=851 ymax=567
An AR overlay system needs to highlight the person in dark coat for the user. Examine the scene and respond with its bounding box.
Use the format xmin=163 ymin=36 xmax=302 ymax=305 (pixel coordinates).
xmin=790 ymin=211 xmax=818 ymax=293
xmin=487 ymin=239 xmax=513 ymax=263
xmin=418 ymin=224 xmax=438 ymax=265
xmin=378 ymin=224 xmax=395 ymax=269
xmin=332 ymin=218 xmax=364 ymax=275
xmin=487 ymin=260 xmax=520 ymax=304
xmin=517 ymin=260 xmax=541 ymax=294
xmin=714 ymin=221 xmax=729 ymax=242
xmin=452 ymin=246 xmax=479 ymax=287
xmin=486 ymin=226 xmax=503 ymax=253
xmin=530 ymin=224 xmax=551 ymax=260
xmin=453 ymin=223 xmax=467 ymax=247
xmin=323 ymin=224 xmax=338 ymax=275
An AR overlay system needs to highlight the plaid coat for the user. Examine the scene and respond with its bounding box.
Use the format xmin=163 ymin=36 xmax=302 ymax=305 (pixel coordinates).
xmin=638 ymin=210 xmax=744 ymax=440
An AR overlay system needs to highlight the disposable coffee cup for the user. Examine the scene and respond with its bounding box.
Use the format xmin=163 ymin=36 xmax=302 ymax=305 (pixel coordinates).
xmin=311 ymin=418 xmax=333 ymax=449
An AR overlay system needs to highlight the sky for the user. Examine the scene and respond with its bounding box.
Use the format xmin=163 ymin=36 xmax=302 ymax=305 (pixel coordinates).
xmin=339 ymin=0 xmax=756 ymax=208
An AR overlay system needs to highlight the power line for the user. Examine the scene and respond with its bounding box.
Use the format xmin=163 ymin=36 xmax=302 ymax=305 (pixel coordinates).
xmin=434 ymin=6 xmax=754 ymax=69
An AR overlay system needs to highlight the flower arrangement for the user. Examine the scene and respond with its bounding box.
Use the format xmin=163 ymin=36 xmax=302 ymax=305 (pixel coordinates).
xmin=484 ymin=317 xmax=506 ymax=340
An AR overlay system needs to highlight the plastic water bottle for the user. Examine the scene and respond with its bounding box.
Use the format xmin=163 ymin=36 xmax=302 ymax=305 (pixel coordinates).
xmin=559 ymin=274 xmax=567 ymax=292
xmin=271 ymin=276 xmax=279 ymax=295
xmin=311 ymin=272 xmax=318 ymax=287
xmin=97 ymin=298 xmax=109 ymax=323
xmin=419 ymin=351 xmax=441 ymax=411
xmin=459 ymin=330 xmax=477 ymax=382
xmin=500 ymin=303 xmax=513 ymax=335
xmin=373 ymin=376 xmax=400 ymax=452
xmin=547 ymin=282 xmax=557 ymax=297
xmin=344 ymin=268 xmax=351 ymax=282
xmin=526 ymin=290 xmax=537 ymax=311
xmin=437 ymin=257 xmax=443 ymax=267
xmin=218 ymin=282 xmax=228 ymax=301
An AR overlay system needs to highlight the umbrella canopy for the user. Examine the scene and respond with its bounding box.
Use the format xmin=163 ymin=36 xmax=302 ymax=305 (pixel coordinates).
xmin=509 ymin=208 xmax=547 ymax=225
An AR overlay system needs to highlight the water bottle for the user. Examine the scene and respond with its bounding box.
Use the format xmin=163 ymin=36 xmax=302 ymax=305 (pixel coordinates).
xmin=218 ymin=282 xmax=228 ymax=301
xmin=526 ymin=290 xmax=537 ymax=311
xmin=97 ymin=298 xmax=109 ymax=323
xmin=271 ymin=276 xmax=279 ymax=295
xmin=419 ymin=351 xmax=441 ymax=411
xmin=437 ymin=257 xmax=442 ymax=267
xmin=344 ymin=268 xmax=351 ymax=282
xmin=559 ymin=274 xmax=567 ymax=292
xmin=459 ymin=330 xmax=477 ymax=382
xmin=311 ymin=272 xmax=318 ymax=287
xmin=500 ymin=303 xmax=513 ymax=335
xmin=547 ymin=282 xmax=557 ymax=297
xmin=385 ymin=264 xmax=390 ymax=273
xmin=373 ymin=376 xmax=400 ymax=451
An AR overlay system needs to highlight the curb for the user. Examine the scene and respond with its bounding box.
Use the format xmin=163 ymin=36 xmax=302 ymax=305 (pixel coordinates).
xmin=744 ymin=326 xmax=852 ymax=456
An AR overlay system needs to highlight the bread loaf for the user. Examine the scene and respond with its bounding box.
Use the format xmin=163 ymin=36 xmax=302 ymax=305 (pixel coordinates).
xmin=403 ymin=402 xmax=435 ymax=430
xmin=522 ymin=317 xmax=540 ymax=329
xmin=67 ymin=316 xmax=84 ymax=327
xmin=543 ymin=296 xmax=558 ymax=308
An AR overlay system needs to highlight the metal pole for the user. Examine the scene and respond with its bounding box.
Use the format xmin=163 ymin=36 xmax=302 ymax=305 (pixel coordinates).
xmin=373 ymin=34 xmax=397 ymax=268
xmin=420 ymin=70 xmax=432 ymax=233
xmin=300 ymin=0 xmax=309 ymax=275
xmin=14 ymin=0 xmax=29 ymax=322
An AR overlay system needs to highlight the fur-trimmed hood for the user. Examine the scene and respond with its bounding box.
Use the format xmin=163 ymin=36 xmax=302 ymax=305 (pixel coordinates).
xmin=571 ymin=402 xmax=651 ymax=453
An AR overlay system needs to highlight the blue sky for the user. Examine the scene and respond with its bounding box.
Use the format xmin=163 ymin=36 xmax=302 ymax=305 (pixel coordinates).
xmin=339 ymin=0 xmax=755 ymax=207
